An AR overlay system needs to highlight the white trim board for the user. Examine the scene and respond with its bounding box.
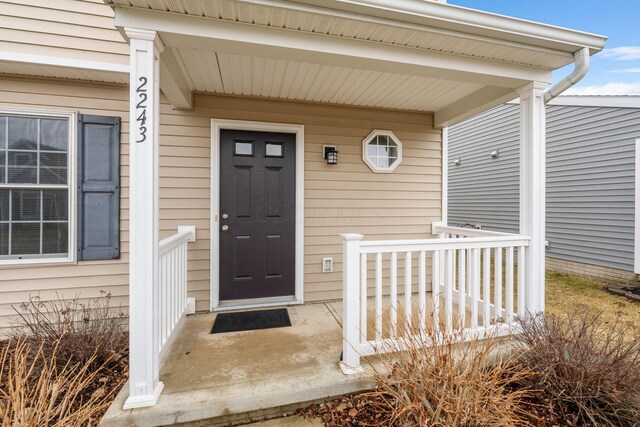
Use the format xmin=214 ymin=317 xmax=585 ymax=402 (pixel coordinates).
xmin=210 ymin=119 xmax=305 ymax=310
xmin=0 ymin=52 xmax=129 ymax=74
xmin=508 ymin=96 xmax=640 ymax=108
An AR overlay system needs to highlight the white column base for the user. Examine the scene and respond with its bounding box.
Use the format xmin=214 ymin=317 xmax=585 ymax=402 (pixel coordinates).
xmin=123 ymin=382 xmax=164 ymax=410
xmin=340 ymin=361 xmax=365 ymax=375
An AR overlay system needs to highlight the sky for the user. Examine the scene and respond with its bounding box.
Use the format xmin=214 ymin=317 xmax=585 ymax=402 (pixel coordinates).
xmin=447 ymin=0 xmax=640 ymax=95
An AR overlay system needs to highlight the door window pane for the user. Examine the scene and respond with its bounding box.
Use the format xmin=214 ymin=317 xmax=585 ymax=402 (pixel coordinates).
xmin=234 ymin=141 xmax=254 ymax=156
xmin=265 ymin=142 xmax=283 ymax=157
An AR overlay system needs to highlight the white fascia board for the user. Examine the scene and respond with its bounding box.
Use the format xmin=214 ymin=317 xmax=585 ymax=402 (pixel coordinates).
xmin=114 ymin=8 xmax=552 ymax=87
xmin=284 ymin=0 xmax=607 ymax=54
xmin=0 ymin=51 xmax=129 ymax=74
xmin=548 ymin=96 xmax=640 ymax=108
xmin=233 ymin=0 xmax=573 ymax=62
xmin=508 ymin=96 xmax=640 ymax=108
xmin=434 ymin=85 xmax=520 ymax=128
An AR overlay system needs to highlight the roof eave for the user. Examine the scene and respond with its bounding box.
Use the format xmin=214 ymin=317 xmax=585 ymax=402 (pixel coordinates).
xmin=272 ymin=0 xmax=608 ymax=54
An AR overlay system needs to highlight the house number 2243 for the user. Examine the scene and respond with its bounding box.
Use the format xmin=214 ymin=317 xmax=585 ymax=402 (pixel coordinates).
xmin=136 ymin=76 xmax=148 ymax=143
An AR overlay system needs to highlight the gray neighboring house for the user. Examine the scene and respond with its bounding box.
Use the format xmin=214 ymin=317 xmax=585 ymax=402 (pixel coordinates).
xmin=446 ymin=96 xmax=640 ymax=283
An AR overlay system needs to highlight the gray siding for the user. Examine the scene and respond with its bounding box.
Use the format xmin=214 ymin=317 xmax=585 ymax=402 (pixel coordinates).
xmin=448 ymin=103 xmax=640 ymax=272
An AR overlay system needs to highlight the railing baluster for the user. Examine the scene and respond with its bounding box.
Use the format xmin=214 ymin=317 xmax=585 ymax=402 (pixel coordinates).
xmin=466 ymin=249 xmax=472 ymax=297
xmin=445 ymin=249 xmax=454 ymax=333
xmin=495 ymin=247 xmax=503 ymax=322
xmin=360 ymin=253 xmax=368 ymax=342
xmin=483 ymin=247 xmax=491 ymax=328
xmin=432 ymin=250 xmax=440 ymax=332
xmin=404 ymin=252 xmax=412 ymax=329
xmin=156 ymin=227 xmax=195 ymax=361
xmin=390 ymin=252 xmax=397 ymax=338
xmin=505 ymin=247 xmax=514 ymax=323
xmin=452 ymin=248 xmax=457 ymax=292
xmin=457 ymin=249 xmax=466 ymax=328
xmin=375 ymin=252 xmax=383 ymax=346
xmin=470 ymin=248 xmax=480 ymax=330
xmin=418 ymin=250 xmax=426 ymax=331
xmin=517 ymin=246 xmax=526 ymax=318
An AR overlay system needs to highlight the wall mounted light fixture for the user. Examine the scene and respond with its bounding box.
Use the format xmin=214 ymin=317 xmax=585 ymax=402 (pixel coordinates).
xmin=323 ymin=145 xmax=338 ymax=165
xmin=490 ymin=149 xmax=499 ymax=159
xmin=453 ymin=158 xmax=461 ymax=166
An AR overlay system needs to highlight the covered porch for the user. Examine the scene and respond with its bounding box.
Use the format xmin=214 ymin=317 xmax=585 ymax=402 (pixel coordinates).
xmin=103 ymin=0 xmax=606 ymax=418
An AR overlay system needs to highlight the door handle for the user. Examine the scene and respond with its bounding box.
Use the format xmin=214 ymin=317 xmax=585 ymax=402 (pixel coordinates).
xmin=221 ymin=225 xmax=229 ymax=232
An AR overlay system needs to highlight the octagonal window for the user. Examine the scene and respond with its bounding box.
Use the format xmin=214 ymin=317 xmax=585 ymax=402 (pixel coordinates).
xmin=362 ymin=130 xmax=402 ymax=173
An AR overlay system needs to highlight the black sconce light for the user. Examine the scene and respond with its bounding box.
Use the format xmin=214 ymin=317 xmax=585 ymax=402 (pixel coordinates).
xmin=323 ymin=145 xmax=338 ymax=165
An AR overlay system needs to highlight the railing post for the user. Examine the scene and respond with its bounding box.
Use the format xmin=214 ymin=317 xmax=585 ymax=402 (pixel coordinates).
xmin=340 ymin=233 xmax=364 ymax=374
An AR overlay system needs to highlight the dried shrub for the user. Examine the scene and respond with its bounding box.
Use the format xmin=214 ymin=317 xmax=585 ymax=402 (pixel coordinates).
xmin=0 ymin=337 xmax=123 ymax=426
xmin=303 ymin=320 xmax=534 ymax=426
xmin=11 ymin=292 xmax=127 ymax=370
xmin=372 ymin=326 xmax=533 ymax=426
xmin=516 ymin=308 xmax=640 ymax=427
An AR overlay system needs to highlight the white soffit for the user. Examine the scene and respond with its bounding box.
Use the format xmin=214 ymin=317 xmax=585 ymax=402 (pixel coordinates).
xmin=106 ymin=0 xmax=578 ymax=70
xmin=175 ymin=48 xmax=483 ymax=111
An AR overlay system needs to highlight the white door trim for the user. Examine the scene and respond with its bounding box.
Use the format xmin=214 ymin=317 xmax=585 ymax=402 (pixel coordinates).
xmin=210 ymin=119 xmax=305 ymax=310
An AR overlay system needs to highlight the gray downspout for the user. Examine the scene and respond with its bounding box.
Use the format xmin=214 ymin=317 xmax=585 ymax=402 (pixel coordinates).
xmin=544 ymin=47 xmax=590 ymax=104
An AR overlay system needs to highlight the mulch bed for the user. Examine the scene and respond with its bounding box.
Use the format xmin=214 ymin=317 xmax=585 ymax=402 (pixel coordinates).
xmin=298 ymin=390 xmax=591 ymax=427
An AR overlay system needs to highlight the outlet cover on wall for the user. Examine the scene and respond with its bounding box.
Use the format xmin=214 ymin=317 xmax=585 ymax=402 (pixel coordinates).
xmin=322 ymin=257 xmax=333 ymax=273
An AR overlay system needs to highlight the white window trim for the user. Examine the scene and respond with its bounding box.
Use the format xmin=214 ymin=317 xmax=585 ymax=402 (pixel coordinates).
xmin=0 ymin=107 xmax=76 ymax=266
xmin=362 ymin=129 xmax=403 ymax=173
xmin=210 ymin=119 xmax=304 ymax=310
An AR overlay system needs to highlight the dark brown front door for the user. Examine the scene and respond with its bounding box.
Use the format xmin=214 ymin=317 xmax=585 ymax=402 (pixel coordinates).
xmin=219 ymin=130 xmax=296 ymax=301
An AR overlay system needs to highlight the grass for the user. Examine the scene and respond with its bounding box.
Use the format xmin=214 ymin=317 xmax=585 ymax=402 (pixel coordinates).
xmin=545 ymin=271 xmax=640 ymax=327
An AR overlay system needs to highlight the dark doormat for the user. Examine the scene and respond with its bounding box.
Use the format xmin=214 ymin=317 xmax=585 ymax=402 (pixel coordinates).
xmin=211 ymin=308 xmax=291 ymax=334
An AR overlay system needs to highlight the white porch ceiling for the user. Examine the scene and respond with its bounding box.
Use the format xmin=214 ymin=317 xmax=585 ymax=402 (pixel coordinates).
xmin=106 ymin=0 xmax=606 ymax=124
xmin=175 ymin=48 xmax=484 ymax=111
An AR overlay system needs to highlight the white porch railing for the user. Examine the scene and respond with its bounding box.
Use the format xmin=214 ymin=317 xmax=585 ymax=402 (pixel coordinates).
xmin=340 ymin=224 xmax=533 ymax=373
xmin=158 ymin=226 xmax=196 ymax=360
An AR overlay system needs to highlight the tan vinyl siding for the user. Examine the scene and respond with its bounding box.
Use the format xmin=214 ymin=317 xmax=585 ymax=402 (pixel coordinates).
xmin=0 ymin=0 xmax=127 ymax=65
xmin=0 ymin=77 xmax=130 ymax=330
xmin=0 ymin=77 xmax=441 ymax=330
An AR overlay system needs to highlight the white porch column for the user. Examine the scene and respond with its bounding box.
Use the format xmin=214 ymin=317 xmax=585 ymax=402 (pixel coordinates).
xmin=124 ymin=28 xmax=164 ymax=409
xmin=518 ymin=82 xmax=547 ymax=314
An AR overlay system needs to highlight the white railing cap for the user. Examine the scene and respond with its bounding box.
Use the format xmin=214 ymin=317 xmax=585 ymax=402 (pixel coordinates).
xmin=341 ymin=233 xmax=364 ymax=241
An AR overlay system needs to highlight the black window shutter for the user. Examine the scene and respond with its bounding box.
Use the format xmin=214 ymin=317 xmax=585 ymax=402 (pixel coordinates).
xmin=77 ymin=114 xmax=121 ymax=261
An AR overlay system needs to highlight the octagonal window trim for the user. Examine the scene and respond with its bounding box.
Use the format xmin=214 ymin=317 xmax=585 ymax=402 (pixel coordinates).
xmin=362 ymin=129 xmax=403 ymax=173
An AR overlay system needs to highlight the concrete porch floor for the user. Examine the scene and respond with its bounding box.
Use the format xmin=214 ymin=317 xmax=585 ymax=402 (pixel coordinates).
xmin=102 ymin=302 xmax=374 ymax=426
